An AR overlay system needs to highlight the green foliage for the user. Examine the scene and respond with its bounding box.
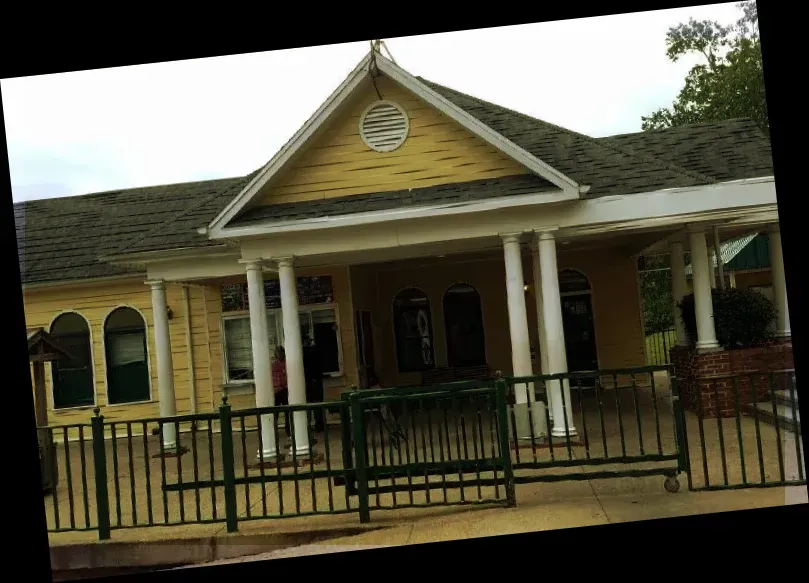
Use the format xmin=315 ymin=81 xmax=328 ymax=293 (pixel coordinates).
xmin=677 ymin=287 xmax=776 ymax=349
xmin=642 ymin=2 xmax=768 ymax=137
xmin=638 ymin=255 xmax=674 ymax=334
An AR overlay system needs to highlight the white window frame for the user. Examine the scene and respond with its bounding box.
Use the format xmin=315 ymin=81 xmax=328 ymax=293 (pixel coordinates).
xmin=221 ymin=302 xmax=343 ymax=386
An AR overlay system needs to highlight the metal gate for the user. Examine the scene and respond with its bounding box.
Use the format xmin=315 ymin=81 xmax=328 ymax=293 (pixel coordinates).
xmin=343 ymin=383 xmax=516 ymax=522
xmin=504 ymin=366 xmax=687 ymax=492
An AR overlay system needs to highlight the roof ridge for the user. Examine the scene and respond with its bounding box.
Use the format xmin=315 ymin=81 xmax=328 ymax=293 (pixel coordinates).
xmin=603 ymin=118 xmax=760 ymax=140
xmin=106 ymin=169 xmax=260 ymax=257
xmin=417 ymin=77 xmax=717 ymax=187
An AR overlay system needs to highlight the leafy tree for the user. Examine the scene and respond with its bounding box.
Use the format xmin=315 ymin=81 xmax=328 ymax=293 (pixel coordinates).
xmin=638 ymin=255 xmax=674 ymax=334
xmin=642 ymin=2 xmax=768 ymax=137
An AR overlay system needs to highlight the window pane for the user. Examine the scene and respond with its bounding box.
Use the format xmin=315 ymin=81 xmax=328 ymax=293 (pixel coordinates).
xmin=109 ymin=332 xmax=146 ymax=366
xmin=224 ymin=317 xmax=254 ymax=381
xmin=312 ymin=308 xmax=336 ymax=324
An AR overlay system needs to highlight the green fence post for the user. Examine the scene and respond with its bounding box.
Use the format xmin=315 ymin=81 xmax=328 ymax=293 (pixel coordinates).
xmin=90 ymin=408 xmax=111 ymax=540
xmin=340 ymin=392 xmax=356 ymax=496
xmin=219 ymin=397 xmax=239 ymax=533
xmin=350 ymin=393 xmax=371 ymax=523
xmin=494 ymin=380 xmax=517 ymax=508
xmin=670 ymin=376 xmax=691 ymax=486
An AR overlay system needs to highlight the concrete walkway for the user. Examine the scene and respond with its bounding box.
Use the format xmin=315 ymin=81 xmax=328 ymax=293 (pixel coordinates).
xmin=178 ymin=477 xmax=806 ymax=569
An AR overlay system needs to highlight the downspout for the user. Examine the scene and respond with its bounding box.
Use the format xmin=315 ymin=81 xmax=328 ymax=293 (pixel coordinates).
xmin=182 ymin=284 xmax=197 ymax=416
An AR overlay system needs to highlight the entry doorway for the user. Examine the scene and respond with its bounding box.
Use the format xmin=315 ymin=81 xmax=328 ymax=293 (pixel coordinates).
xmin=355 ymin=310 xmax=377 ymax=389
xmin=559 ymin=269 xmax=599 ymax=375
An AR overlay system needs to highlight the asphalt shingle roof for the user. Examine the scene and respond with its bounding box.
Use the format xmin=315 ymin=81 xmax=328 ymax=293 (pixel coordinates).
xmin=601 ymin=119 xmax=773 ymax=182
xmin=229 ymin=174 xmax=556 ymax=227
xmin=14 ymin=78 xmax=774 ymax=287
xmin=16 ymin=175 xmax=253 ymax=285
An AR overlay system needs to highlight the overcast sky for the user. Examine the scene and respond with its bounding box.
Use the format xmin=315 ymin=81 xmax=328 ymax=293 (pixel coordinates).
xmin=3 ymin=4 xmax=742 ymax=203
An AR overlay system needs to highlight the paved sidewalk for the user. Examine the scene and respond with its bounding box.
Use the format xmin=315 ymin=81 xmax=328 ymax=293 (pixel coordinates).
xmin=178 ymin=476 xmax=807 ymax=569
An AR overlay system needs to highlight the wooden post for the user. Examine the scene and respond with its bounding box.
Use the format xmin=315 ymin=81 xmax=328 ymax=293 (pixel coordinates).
xmin=33 ymin=345 xmax=49 ymax=428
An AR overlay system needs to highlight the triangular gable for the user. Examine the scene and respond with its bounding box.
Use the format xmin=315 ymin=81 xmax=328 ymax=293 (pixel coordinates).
xmin=207 ymin=50 xmax=583 ymax=237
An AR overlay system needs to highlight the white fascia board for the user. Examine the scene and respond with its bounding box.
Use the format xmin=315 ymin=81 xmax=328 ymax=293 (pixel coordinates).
xmin=213 ymin=177 xmax=775 ymax=241
xmin=375 ymin=55 xmax=584 ymax=196
xmin=207 ymin=51 xmax=585 ymax=238
xmin=206 ymin=54 xmax=374 ymax=236
xmin=212 ymin=188 xmax=577 ymax=239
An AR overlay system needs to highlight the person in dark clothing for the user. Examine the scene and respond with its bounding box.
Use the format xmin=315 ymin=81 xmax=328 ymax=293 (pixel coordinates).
xmin=302 ymin=337 xmax=326 ymax=433
xmin=271 ymin=346 xmax=291 ymax=438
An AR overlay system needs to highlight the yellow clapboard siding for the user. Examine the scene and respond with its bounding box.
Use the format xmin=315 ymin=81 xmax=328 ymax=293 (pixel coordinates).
xmin=255 ymin=76 xmax=528 ymax=206
xmin=24 ymin=278 xmax=217 ymax=425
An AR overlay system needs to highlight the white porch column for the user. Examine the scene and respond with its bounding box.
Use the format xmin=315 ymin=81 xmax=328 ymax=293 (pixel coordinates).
xmin=536 ymin=230 xmax=577 ymax=438
xmin=669 ymin=241 xmax=689 ymax=347
xmin=277 ymin=257 xmax=310 ymax=457
xmin=689 ymin=229 xmax=720 ymax=351
xmin=243 ymin=260 xmax=278 ymax=461
xmin=531 ymin=243 xmax=553 ymax=421
xmin=501 ymin=233 xmax=541 ymax=439
xmin=148 ymin=279 xmax=178 ymax=450
xmin=768 ymin=226 xmax=791 ymax=338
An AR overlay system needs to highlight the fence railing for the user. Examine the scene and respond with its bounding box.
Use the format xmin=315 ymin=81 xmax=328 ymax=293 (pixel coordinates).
xmin=38 ymin=366 xmax=806 ymax=540
xmin=645 ymin=328 xmax=677 ymax=366
xmin=674 ymin=369 xmax=804 ymax=491
xmin=504 ymin=365 xmax=685 ymax=491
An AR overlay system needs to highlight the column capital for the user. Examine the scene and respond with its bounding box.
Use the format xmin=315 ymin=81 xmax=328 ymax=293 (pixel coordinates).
xmin=768 ymin=224 xmax=780 ymax=235
xmin=274 ymin=256 xmax=295 ymax=268
xmin=535 ymin=229 xmax=558 ymax=242
xmin=239 ymin=258 xmax=266 ymax=271
xmin=499 ymin=232 xmax=523 ymax=245
xmin=145 ymin=279 xmax=166 ymax=290
xmin=686 ymin=223 xmax=707 ymax=235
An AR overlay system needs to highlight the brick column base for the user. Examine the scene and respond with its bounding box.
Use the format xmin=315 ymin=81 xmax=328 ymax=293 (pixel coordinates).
xmin=670 ymin=339 xmax=794 ymax=418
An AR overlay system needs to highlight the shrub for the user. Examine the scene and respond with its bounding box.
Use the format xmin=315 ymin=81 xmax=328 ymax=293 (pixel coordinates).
xmin=677 ymin=287 xmax=776 ymax=349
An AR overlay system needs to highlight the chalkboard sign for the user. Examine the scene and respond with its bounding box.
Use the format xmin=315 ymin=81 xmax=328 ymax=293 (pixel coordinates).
xmin=221 ymin=275 xmax=334 ymax=312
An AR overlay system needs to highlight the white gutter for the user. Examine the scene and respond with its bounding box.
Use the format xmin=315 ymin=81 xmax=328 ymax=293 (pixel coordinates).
xmin=182 ymin=284 xmax=197 ymax=416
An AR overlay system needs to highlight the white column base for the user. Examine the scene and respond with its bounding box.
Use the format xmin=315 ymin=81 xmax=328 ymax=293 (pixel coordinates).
xmin=162 ymin=423 xmax=178 ymax=451
xmin=288 ymin=446 xmax=312 ymax=459
xmin=256 ymin=448 xmax=280 ymax=462
xmin=549 ymin=378 xmax=577 ymax=438
xmin=256 ymin=412 xmax=280 ymax=461
xmin=551 ymin=427 xmax=579 ymax=439
xmin=696 ymin=340 xmax=721 ymax=352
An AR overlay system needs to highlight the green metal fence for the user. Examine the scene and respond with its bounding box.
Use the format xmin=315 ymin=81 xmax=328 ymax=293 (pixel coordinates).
xmin=674 ymin=369 xmax=804 ymax=492
xmin=344 ymin=383 xmax=515 ymax=523
xmin=504 ymin=365 xmax=686 ymax=492
xmin=37 ymin=366 xmax=806 ymax=540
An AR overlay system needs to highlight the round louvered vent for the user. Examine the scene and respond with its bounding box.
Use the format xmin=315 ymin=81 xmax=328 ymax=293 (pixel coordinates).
xmin=359 ymin=100 xmax=410 ymax=152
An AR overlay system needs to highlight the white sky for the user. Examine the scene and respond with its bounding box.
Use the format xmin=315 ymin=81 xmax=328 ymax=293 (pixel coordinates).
xmin=2 ymin=3 xmax=742 ymax=203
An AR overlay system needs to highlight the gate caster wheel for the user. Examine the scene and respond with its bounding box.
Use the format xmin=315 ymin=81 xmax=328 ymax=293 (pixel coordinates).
xmin=664 ymin=475 xmax=680 ymax=493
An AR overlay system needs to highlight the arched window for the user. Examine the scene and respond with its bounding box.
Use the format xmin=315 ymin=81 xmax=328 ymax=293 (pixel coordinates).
xmin=104 ymin=307 xmax=151 ymax=405
xmin=393 ymin=288 xmax=435 ymax=373
xmin=50 ymin=312 xmax=95 ymax=409
xmin=559 ymin=269 xmax=592 ymax=295
xmin=443 ymin=283 xmax=486 ymax=367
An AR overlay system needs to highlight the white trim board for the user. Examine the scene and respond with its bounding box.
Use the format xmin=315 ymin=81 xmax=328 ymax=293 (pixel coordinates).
xmin=227 ymin=177 xmax=777 ymax=241
xmin=205 ymin=49 xmax=583 ymax=237
xmin=235 ymin=178 xmax=777 ymax=263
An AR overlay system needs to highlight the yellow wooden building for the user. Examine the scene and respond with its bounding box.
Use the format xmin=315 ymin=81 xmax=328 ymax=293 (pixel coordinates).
xmin=18 ymin=47 xmax=783 ymax=449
